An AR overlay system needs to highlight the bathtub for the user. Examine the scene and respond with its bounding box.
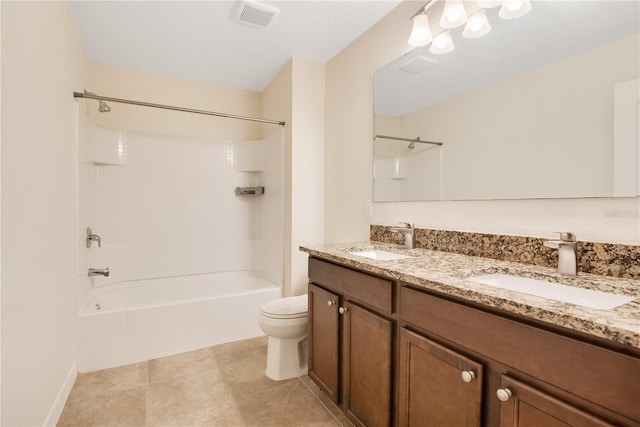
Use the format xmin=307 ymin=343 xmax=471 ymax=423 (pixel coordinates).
xmin=76 ymin=271 xmax=281 ymax=372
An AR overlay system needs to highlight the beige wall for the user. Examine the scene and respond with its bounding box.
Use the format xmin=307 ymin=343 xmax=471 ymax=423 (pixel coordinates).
xmin=262 ymin=58 xmax=325 ymax=296
xmin=262 ymin=61 xmax=294 ymax=294
xmin=88 ymin=63 xmax=263 ymax=140
xmin=325 ymin=1 xmax=414 ymax=242
xmin=1 ymin=2 xmax=89 ymax=425
xmin=290 ymin=58 xmax=325 ymax=296
xmin=325 ymin=0 xmax=639 ymax=245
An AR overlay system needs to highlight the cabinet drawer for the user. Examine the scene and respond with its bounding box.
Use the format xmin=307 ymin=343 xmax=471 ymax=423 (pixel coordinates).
xmin=401 ymin=285 xmax=640 ymax=421
xmin=309 ymin=258 xmax=393 ymax=314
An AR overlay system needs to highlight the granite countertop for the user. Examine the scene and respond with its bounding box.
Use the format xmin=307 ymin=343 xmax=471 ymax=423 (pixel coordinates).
xmin=300 ymin=241 xmax=640 ymax=349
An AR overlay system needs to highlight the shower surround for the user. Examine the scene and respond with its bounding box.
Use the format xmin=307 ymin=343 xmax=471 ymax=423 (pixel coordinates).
xmin=76 ymin=107 xmax=284 ymax=371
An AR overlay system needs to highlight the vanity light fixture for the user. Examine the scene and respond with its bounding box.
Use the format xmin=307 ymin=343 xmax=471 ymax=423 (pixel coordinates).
xmin=499 ymin=0 xmax=533 ymax=19
xmin=408 ymin=0 xmax=532 ymax=53
xmin=440 ymin=0 xmax=468 ymax=29
xmin=408 ymin=13 xmax=433 ymax=46
xmin=430 ymin=30 xmax=455 ymax=54
xmin=463 ymin=9 xmax=491 ymax=38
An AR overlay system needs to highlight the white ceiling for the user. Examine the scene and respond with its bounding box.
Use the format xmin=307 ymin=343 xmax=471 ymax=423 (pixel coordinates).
xmin=68 ymin=0 xmax=402 ymax=92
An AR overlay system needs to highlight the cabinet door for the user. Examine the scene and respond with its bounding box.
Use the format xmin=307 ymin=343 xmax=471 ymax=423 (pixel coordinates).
xmin=308 ymin=283 xmax=340 ymax=403
xmin=398 ymin=328 xmax=483 ymax=427
xmin=497 ymin=375 xmax=614 ymax=427
xmin=342 ymin=301 xmax=393 ymax=427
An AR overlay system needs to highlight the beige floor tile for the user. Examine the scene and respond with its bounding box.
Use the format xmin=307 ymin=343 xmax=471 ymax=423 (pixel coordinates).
xmin=190 ymin=401 xmax=246 ymax=427
xmin=149 ymin=347 xmax=218 ymax=384
xmin=235 ymin=380 xmax=340 ymax=427
xmin=300 ymin=376 xmax=355 ymax=427
xmin=212 ymin=337 xmax=297 ymax=400
xmin=59 ymin=337 xmax=349 ymax=427
xmin=67 ymin=362 xmax=148 ymax=405
xmin=331 ymin=412 xmax=357 ymax=427
xmin=57 ymin=386 xmax=146 ymax=427
xmin=147 ymin=369 xmax=237 ymax=426
xmin=211 ymin=336 xmax=268 ymax=365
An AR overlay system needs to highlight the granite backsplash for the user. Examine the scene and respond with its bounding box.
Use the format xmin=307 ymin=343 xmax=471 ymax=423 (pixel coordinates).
xmin=370 ymin=225 xmax=640 ymax=280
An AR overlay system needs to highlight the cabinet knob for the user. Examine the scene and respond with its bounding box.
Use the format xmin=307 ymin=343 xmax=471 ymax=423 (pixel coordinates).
xmin=461 ymin=370 xmax=476 ymax=383
xmin=496 ymin=388 xmax=512 ymax=402
xmin=339 ymin=306 xmax=348 ymax=314
xmin=327 ymin=300 xmax=336 ymax=307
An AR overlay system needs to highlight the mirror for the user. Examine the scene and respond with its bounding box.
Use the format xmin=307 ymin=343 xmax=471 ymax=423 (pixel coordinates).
xmin=373 ymin=1 xmax=639 ymax=202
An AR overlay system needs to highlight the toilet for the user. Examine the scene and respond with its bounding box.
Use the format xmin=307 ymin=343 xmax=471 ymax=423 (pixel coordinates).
xmin=258 ymin=294 xmax=309 ymax=380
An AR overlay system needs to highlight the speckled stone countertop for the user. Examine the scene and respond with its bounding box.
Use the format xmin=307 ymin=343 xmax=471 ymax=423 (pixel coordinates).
xmin=300 ymin=242 xmax=640 ymax=349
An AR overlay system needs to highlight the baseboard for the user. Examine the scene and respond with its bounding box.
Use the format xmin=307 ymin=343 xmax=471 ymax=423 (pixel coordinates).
xmin=43 ymin=363 xmax=77 ymax=426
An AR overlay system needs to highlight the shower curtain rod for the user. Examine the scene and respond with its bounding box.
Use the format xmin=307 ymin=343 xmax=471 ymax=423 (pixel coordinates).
xmin=374 ymin=134 xmax=443 ymax=146
xmin=73 ymin=91 xmax=286 ymax=126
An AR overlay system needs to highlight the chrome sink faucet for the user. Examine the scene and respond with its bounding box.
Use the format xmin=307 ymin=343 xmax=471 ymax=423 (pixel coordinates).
xmin=543 ymin=232 xmax=577 ymax=276
xmin=391 ymin=222 xmax=415 ymax=249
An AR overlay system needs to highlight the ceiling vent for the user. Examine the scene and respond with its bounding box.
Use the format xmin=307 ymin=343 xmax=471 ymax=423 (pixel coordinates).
xmin=235 ymin=0 xmax=279 ymax=29
xmin=399 ymin=55 xmax=438 ymax=73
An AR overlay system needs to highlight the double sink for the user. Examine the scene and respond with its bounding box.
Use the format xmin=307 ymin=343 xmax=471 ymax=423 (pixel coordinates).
xmin=350 ymin=249 xmax=634 ymax=310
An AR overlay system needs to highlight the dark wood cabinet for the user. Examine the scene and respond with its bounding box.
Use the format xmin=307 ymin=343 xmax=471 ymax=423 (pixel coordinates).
xmin=343 ymin=302 xmax=393 ymax=427
xmin=497 ymin=375 xmax=613 ymax=427
xmin=308 ymin=283 xmax=340 ymax=403
xmin=308 ymin=259 xmax=395 ymax=427
xmin=398 ymin=328 xmax=483 ymax=427
xmin=306 ymin=256 xmax=640 ymax=427
xmin=400 ymin=284 xmax=640 ymax=427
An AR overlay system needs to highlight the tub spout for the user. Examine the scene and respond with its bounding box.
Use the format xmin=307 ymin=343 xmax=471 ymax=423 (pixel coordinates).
xmin=88 ymin=268 xmax=110 ymax=277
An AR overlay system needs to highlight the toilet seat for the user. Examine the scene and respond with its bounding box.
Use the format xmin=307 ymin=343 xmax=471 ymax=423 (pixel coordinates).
xmin=259 ymin=294 xmax=308 ymax=319
xmin=258 ymin=294 xmax=309 ymax=380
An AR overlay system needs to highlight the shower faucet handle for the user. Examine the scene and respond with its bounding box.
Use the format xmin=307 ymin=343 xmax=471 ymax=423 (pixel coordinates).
xmin=88 ymin=268 xmax=109 ymax=277
xmin=86 ymin=227 xmax=102 ymax=248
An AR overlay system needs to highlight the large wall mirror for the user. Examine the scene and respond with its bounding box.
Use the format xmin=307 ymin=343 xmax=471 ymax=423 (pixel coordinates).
xmin=373 ymin=1 xmax=639 ymax=202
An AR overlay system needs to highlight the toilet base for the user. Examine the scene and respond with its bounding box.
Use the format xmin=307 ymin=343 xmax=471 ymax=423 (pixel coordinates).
xmin=265 ymin=334 xmax=308 ymax=380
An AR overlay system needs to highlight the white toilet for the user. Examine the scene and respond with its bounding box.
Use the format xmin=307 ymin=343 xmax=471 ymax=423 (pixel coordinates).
xmin=258 ymin=294 xmax=309 ymax=380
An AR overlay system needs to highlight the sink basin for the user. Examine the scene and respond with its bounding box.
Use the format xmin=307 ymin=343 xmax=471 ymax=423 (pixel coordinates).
xmin=350 ymin=249 xmax=413 ymax=261
xmin=468 ymin=273 xmax=634 ymax=310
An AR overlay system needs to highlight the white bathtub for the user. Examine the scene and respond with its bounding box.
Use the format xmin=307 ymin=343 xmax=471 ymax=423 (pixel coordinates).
xmin=76 ymin=271 xmax=281 ymax=372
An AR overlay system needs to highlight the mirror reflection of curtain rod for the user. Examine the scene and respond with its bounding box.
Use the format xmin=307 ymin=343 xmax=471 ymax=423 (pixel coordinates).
xmin=73 ymin=90 xmax=285 ymax=126
xmin=374 ymin=134 xmax=443 ymax=146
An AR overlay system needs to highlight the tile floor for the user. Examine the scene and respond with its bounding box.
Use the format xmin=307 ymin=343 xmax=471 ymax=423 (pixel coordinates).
xmin=58 ymin=336 xmax=354 ymax=427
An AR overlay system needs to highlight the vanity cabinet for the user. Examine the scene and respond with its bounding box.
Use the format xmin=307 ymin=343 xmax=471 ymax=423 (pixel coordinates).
xmin=306 ymin=255 xmax=640 ymax=427
xmin=400 ymin=284 xmax=640 ymax=427
xmin=308 ymin=258 xmax=394 ymax=427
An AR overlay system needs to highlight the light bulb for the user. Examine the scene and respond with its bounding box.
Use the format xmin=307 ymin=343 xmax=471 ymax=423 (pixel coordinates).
xmin=440 ymin=0 xmax=468 ymax=29
xmin=430 ymin=30 xmax=454 ymax=54
xmin=408 ymin=13 xmax=432 ymax=46
xmin=499 ymin=0 xmax=532 ymax=19
xmin=507 ymin=0 xmax=523 ymax=11
xmin=463 ymin=9 xmax=491 ymax=38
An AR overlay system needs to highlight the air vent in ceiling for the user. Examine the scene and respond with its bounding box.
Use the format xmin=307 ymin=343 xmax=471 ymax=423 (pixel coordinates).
xmin=235 ymin=0 xmax=279 ymax=28
xmin=399 ymin=55 xmax=438 ymax=73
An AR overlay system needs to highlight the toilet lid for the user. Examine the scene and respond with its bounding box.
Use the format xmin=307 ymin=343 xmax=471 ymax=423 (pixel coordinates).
xmin=260 ymin=294 xmax=308 ymax=318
